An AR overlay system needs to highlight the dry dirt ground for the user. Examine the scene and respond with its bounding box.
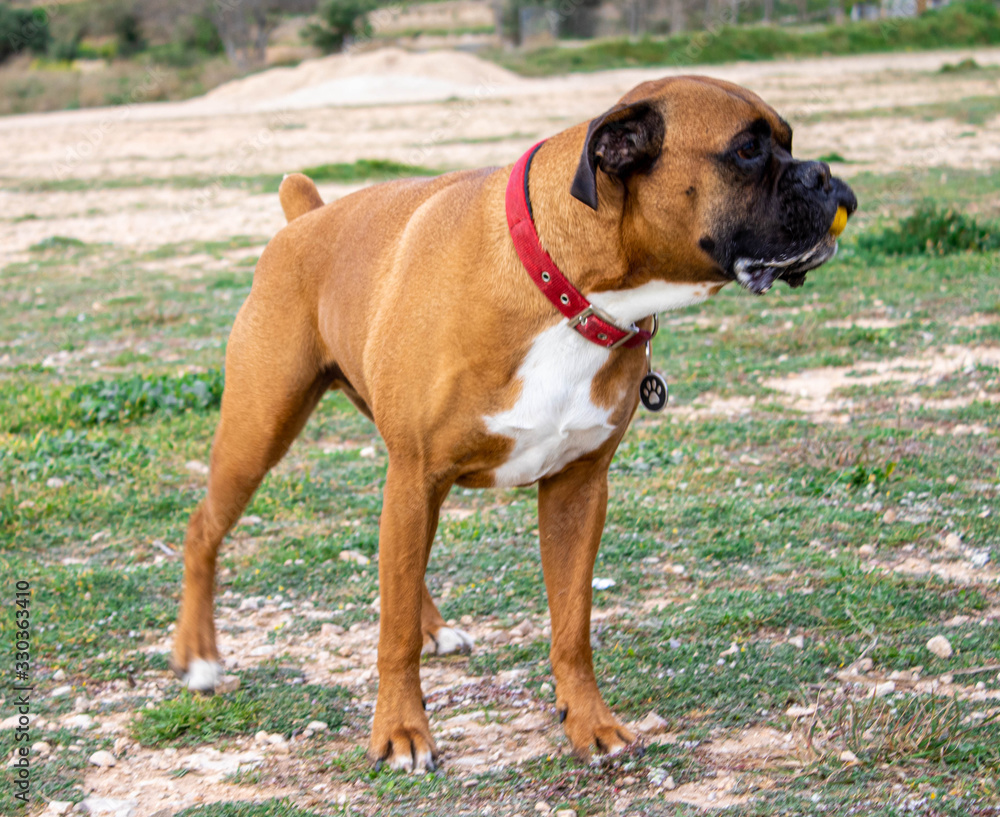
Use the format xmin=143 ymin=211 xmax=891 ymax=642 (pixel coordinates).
xmin=3 ymin=46 xmax=1000 ymax=817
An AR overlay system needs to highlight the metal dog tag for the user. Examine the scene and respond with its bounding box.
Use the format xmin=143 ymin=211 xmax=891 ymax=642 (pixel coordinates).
xmin=640 ymin=372 xmax=668 ymax=412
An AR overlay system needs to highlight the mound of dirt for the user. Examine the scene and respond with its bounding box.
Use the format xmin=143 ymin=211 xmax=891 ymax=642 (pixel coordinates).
xmin=200 ymin=47 xmax=521 ymax=112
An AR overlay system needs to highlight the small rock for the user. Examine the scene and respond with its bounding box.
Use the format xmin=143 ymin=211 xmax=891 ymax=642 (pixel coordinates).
xmin=635 ymin=710 xmax=669 ymax=734
xmin=510 ymin=712 xmax=547 ymax=733
xmin=664 ymin=775 xmax=677 ymax=790
xmin=873 ymin=681 xmax=896 ymax=697
xmin=216 ymin=675 xmax=240 ymax=694
xmin=113 ymin=737 xmax=131 ymax=756
xmin=46 ymin=477 xmax=66 ymax=489
xmin=88 ymin=750 xmax=117 ymax=768
xmin=64 ymin=714 xmax=94 ymax=730
xmin=32 ymin=741 xmax=52 ymax=755
xmin=534 ymin=803 xmax=551 ymax=814
xmin=43 ymin=803 xmax=73 ymax=816
xmin=946 ymin=474 xmax=958 ymax=485
xmin=926 ymin=635 xmax=953 ymax=659
xmin=539 ymin=682 xmax=554 ymax=697
xmin=945 ymin=615 xmax=970 ymax=627
xmin=184 ymin=461 xmax=209 ymax=476
xmin=944 ymin=533 xmax=962 ymax=550
xmin=321 ymin=623 xmax=346 ymax=637
xmin=339 ymin=549 xmax=370 ymax=565
xmin=969 ymin=550 xmax=991 ymax=568
xmin=250 ymin=645 xmax=274 ymax=657
xmin=786 ymin=705 xmax=816 ymax=718
xmin=858 ymin=544 xmax=875 ymax=557
xmin=555 ymin=810 xmax=577 ymax=817
xmin=338 ymin=645 xmax=354 ymax=658
xmin=359 ymin=445 xmax=377 ymax=458
xmin=882 ymin=509 xmax=897 ymax=524
xmin=52 ymin=669 xmax=66 ymax=682
xmin=591 ymin=577 xmax=616 ymax=590
xmin=79 ymin=796 xmax=136 ymax=817
xmin=788 ymin=635 xmax=805 ymax=649
xmin=511 ymin=619 xmax=533 ymax=638
xmin=306 ymin=720 xmax=328 ymax=732
xmin=239 ymin=515 xmax=262 ymax=526
xmin=840 ymin=749 xmax=859 ymax=764
xmin=239 ymin=597 xmax=261 ymax=611
xmin=940 ymin=673 xmax=954 ymax=685
xmin=51 ymin=685 xmax=72 ymax=697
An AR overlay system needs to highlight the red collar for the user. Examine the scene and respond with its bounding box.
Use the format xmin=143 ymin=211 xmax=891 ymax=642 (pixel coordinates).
xmin=505 ymin=141 xmax=651 ymax=350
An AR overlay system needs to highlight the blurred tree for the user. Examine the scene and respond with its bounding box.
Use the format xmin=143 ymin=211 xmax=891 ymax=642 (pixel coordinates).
xmin=0 ymin=5 xmax=51 ymax=63
xmin=304 ymin=0 xmax=378 ymax=53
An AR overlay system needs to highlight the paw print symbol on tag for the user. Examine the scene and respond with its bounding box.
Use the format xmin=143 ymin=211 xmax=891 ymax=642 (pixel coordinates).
xmin=640 ymin=372 xmax=668 ymax=412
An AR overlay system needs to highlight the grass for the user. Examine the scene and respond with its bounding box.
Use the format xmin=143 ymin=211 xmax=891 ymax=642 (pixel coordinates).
xmin=491 ymin=1 xmax=1000 ymax=76
xmin=131 ymin=665 xmax=350 ymax=747
xmin=1 ymin=137 xmax=999 ymax=814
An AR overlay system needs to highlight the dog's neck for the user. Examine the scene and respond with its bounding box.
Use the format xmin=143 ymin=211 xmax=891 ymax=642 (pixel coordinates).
xmin=523 ymin=130 xmax=721 ymax=327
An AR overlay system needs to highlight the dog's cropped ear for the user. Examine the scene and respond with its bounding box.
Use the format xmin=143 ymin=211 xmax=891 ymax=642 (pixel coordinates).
xmin=570 ymin=101 xmax=665 ymax=211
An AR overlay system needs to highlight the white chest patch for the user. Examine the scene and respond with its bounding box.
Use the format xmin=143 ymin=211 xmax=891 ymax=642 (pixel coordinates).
xmin=486 ymin=281 xmax=715 ymax=487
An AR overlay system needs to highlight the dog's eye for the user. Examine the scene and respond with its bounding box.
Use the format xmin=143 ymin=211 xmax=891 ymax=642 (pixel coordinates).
xmin=736 ymin=137 xmax=762 ymax=161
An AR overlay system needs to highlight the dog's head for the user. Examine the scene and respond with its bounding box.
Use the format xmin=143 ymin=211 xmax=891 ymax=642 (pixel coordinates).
xmin=570 ymin=76 xmax=857 ymax=294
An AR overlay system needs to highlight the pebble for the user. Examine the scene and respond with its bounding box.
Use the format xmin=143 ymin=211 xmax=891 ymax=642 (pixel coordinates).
xmin=339 ymin=549 xmax=370 ymax=565
xmin=184 ymin=461 xmax=209 ymax=475
xmin=42 ymin=802 xmax=73 ymax=816
xmin=338 ymin=645 xmax=354 ymax=658
xmin=944 ymin=533 xmax=962 ymax=550
xmin=555 ymin=810 xmax=577 ymax=817
xmin=46 ymin=477 xmax=66 ymax=489
xmin=635 ymin=710 xmax=669 ymax=734
xmin=306 ymin=720 xmax=329 ymax=732
xmin=359 ymin=446 xmax=377 ymax=458
xmin=511 ymin=619 xmax=533 ymax=638
xmin=858 ymin=544 xmax=875 ymax=556
xmin=250 ymin=645 xmax=275 ymax=656
xmin=873 ymin=681 xmax=896 ymax=697
xmin=321 ymin=623 xmax=346 ymax=637
xmin=946 ymin=474 xmax=958 ymax=485
xmin=52 ymin=669 xmax=66 ymax=682
xmin=50 ymin=685 xmax=72 ymax=697
xmin=79 ymin=797 xmax=137 ymax=816
xmin=539 ymin=682 xmax=554 ymax=697
xmin=786 ymin=705 xmax=816 ymax=718
xmin=88 ymin=750 xmax=117 ymax=768
xmin=926 ymin=635 xmax=953 ymax=659
xmin=840 ymin=749 xmax=859 ymax=763
xmin=788 ymin=635 xmax=805 ymax=649
xmin=239 ymin=597 xmax=262 ymax=611
xmin=64 ymin=714 xmax=94 ymax=730
xmin=510 ymin=712 xmax=547 ymax=733
xmin=32 ymin=741 xmax=52 ymax=755
xmin=664 ymin=775 xmax=677 ymax=790
xmin=535 ymin=802 xmax=551 ymax=814
xmin=215 ymin=675 xmax=240 ymax=694
xmin=882 ymin=509 xmax=897 ymax=524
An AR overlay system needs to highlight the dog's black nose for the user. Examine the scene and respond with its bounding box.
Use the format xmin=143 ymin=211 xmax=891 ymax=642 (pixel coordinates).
xmin=835 ymin=180 xmax=858 ymax=216
xmin=799 ymin=160 xmax=832 ymax=193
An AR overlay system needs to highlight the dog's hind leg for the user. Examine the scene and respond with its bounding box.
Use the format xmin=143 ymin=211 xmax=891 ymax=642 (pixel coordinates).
xmin=170 ymin=269 xmax=330 ymax=693
xmin=420 ymin=583 xmax=473 ymax=656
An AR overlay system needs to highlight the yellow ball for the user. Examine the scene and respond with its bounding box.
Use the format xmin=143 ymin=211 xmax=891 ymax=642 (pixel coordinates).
xmin=829 ymin=205 xmax=848 ymax=238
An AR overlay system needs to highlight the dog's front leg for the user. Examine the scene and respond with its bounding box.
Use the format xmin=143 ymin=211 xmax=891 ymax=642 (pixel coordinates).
xmin=369 ymin=462 xmax=449 ymax=772
xmin=538 ymin=458 xmax=637 ymax=761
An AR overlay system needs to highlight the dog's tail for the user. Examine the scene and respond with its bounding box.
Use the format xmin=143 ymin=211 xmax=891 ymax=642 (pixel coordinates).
xmin=279 ymin=173 xmax=324 ymax=222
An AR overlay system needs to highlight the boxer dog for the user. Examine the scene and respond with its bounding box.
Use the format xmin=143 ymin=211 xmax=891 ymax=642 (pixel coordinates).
xmin=170 ymin=75 xmax=857 ymax=771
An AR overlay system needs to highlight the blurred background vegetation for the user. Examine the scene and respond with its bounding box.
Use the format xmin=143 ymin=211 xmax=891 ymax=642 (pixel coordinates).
xmin=0 ymin=0 xmax=998 ymax=113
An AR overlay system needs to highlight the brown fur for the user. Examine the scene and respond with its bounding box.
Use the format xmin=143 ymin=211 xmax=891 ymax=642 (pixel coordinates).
xmin=171 ymin=76 xmax=843 ymax=770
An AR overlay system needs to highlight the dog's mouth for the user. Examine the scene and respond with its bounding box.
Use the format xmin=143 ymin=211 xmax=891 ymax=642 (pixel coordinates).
xmin=732 ymin=233 xmax=838 ymax=295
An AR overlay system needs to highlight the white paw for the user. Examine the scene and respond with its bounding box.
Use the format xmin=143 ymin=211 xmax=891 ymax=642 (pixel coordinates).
xmin=386 ymin=745 xmax=436 ymax=772
xmin=184 ymin=659 xmax=221 ymax=692
xmin=422 ymin=626 xmax=474 ymax=656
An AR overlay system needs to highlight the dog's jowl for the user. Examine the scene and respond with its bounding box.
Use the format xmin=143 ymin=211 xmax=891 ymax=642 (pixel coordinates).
xmin=170 ymin=75 xmax=856 ymax=772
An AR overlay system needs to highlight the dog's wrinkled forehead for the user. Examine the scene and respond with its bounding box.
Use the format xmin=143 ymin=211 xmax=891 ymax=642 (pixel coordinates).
xmin=634 ymin=76 xmax=793 ymax=152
